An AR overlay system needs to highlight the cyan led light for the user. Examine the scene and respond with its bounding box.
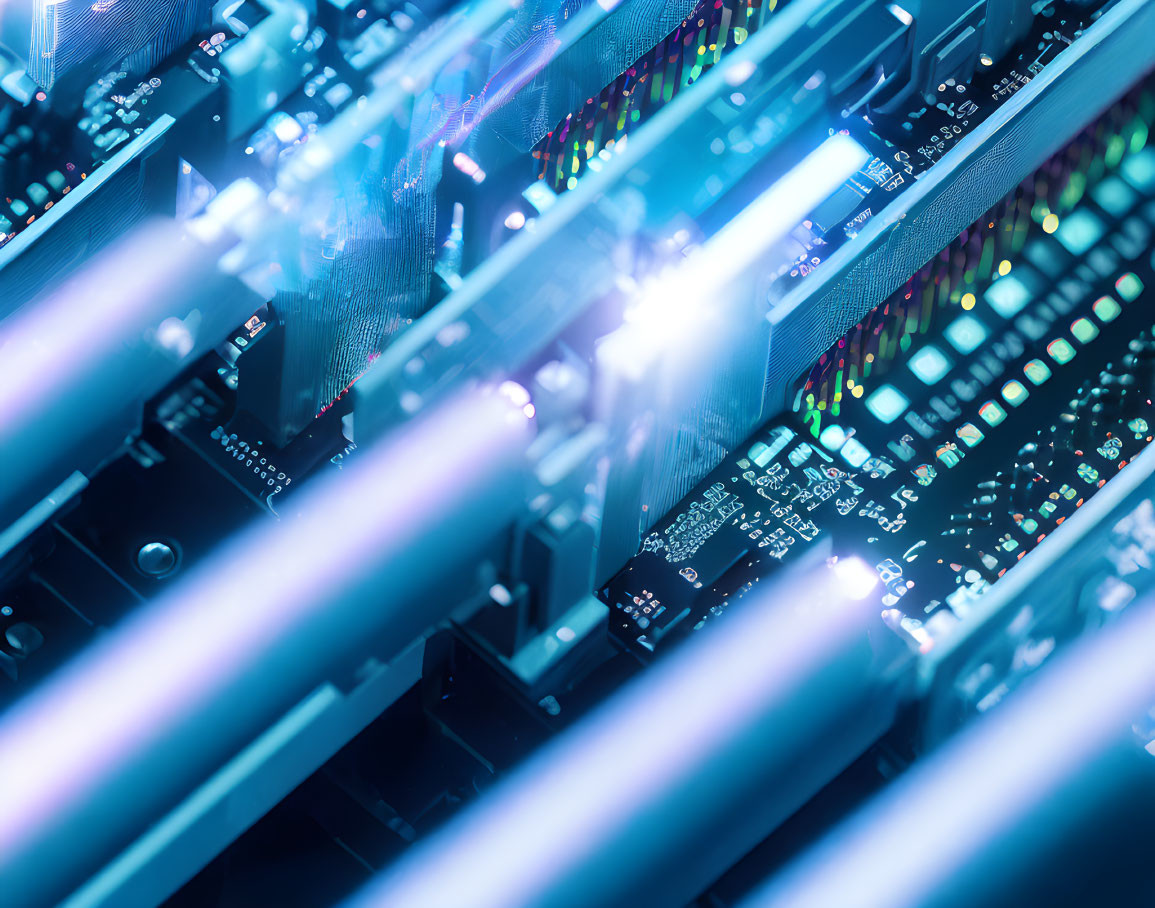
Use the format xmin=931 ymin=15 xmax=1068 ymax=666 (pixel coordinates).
xmin=1115 ymin=272 xmax=1144 ymax=301
xmin=956 ymin=423 xmax=984 ymax=448
xmin=622 ymin=134 xmax=870 ymax=358
xmin=1023 ymin=359 xmax=1052 ymax=385
xmin=1001 ymin=380 xmax=1029 ymax=408
xmin=944 ymin=315 xmax=989 ymax=355
xmin=935 ymin=444 xmax=961 ymax=469
xmin=819 ymin=425 xmax=848 ymax=451
xmin=1121 ymin=148 xmax=1155 ymax=194
xmin=979 ymin=400 xmax=1007 ymax=426
xmin=908 ymin=345 xmax=953 ymax=385
xmin=840 ymin=438 xmax=870 ymax=468
xmin=1023 ymin=239 xmax=1068 ymax=274
xmin=707 ymin=134 xmax=871 ymax=267
xmin=984 ymin=272 xmax=1035 ymax=319
xmin=1091 ymin=176 xmax=1136 ymax=216
xmin=865 ymin=385 xmax=909 ymax=424
xmin=1047 ymin=337 xmax=1077 ymax=364
xmin=1092 ymin=295 xmax=1122 ymax=323
xmin=1054 ymin=208 xmax=1106 ymax=256
xmin=1071 ymin=317 xmax=1100 ymax=344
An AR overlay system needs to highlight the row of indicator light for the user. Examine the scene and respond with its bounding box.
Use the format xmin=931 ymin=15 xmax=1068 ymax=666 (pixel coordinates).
xmin=794 ymin=114 xmax=1155 ymax=415
xmin=802 ymin=223 xmax=1151 ymax=466
xmin=865 ymin=271 xmax=1146 ymax=467
xmin=799 ymin=145 xmax=1155 ymax=415
xmin=536 ymin=0 xmax=781 ymax=190
xmin=815 ymin=423 xmax=872 ymax=469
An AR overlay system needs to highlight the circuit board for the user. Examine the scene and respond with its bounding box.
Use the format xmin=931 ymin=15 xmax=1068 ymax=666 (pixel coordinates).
xmin=602 ymin=117 xmax=1155 ymax=657
xmin=535 ymin=0 xmax=1115 ymax=302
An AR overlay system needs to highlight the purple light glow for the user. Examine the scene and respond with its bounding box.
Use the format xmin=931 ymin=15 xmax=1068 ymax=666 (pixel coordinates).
xmin=747 ymin=596 xmax=1155 ymax=908
xmin=0 ymin=387 xmax=532 ymax=884
xmin=0 ymin=219 xmax=202 ymax=435
xmin=346 ymin=557 xmax=878 ymax=908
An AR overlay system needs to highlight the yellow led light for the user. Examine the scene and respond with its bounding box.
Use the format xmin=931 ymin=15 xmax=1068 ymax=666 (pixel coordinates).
xmin=961 ymin=292 xmax=976 ymax=310
xmin=1042 ymin=213 xmax=1059 ymax=234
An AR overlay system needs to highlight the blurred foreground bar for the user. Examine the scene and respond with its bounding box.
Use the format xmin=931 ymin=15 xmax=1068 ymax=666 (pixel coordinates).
xmin=0 ymin=217 xmax=259 ymax=525
xmin=346 ymin=556 xmax=910 ymax=908
xmin=745 ymin=592 xmax=1155 ymax=908
xmin=0 ymin=386 xmax=533 ymax=906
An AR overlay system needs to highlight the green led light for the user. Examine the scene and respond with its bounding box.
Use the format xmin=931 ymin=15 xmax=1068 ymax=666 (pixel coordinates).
xmin=1040 ymin=501 xmax=1057 ymax=518
xmin=1023 ymin=358 xmax=1052 ymax=385
xmin=1047 ymin=337 xmax=1077 ymax=364
xmin=1115 ymin=272 xmax=1144 ymax=302
xmin=1077 ymin=463 xmax=1100 ymax=484
xmin=1092 ymin=295 xmax=1122 ymax=323
xmin=979 ymin=400 xmax=1007 ymax=426
xmin=1001 ymin=379 xmax=1029 ymax=408
xmin=1071 ymin=317 xmax=1100 ymax=344
xmin=1020 ymin=518 xmax=1038 ymax=534
xmin=956 ymin=422 xmax=984 ymax=447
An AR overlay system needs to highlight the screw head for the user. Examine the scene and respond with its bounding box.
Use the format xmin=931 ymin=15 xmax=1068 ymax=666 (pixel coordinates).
xmin=137 ymin=541 xmax=177 ymax=576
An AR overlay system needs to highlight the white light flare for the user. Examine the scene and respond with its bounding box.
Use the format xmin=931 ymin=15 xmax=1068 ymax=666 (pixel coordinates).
xmin=832 ymin=555 xmax=881 ymax=600
xmin=617 ymin=134 xmax=869 ymax=362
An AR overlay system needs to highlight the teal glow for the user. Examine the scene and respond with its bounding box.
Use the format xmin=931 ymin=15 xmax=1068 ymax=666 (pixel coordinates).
xmin=944 ymin=315 xmax=988 ymax=354
xmin=819 ymin=425 xmax=847 ymax=451
xmin=984 ymin=273 xmax=1034 ymax=319
xmin=865 ymin=385 xmax=909 ymax=424
xmin=908 ymin=345 xmax=953 ymax=385
xmin=1054 ymin=209 xmax=1105 ymax=256
xmin=1091 ymin=176 xmax=1136 ymax=217
xmin=956 ymin=423 xmax=984 ymax=448
xmin=1121 ymin=148 xmax=1155 ymax=194
xmin=840 ymin=438 xmax=870 ymax=468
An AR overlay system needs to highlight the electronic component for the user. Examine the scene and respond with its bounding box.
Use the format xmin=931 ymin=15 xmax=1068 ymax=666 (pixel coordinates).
xmin=2 ymin=2 xmax=1155 ymax=906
